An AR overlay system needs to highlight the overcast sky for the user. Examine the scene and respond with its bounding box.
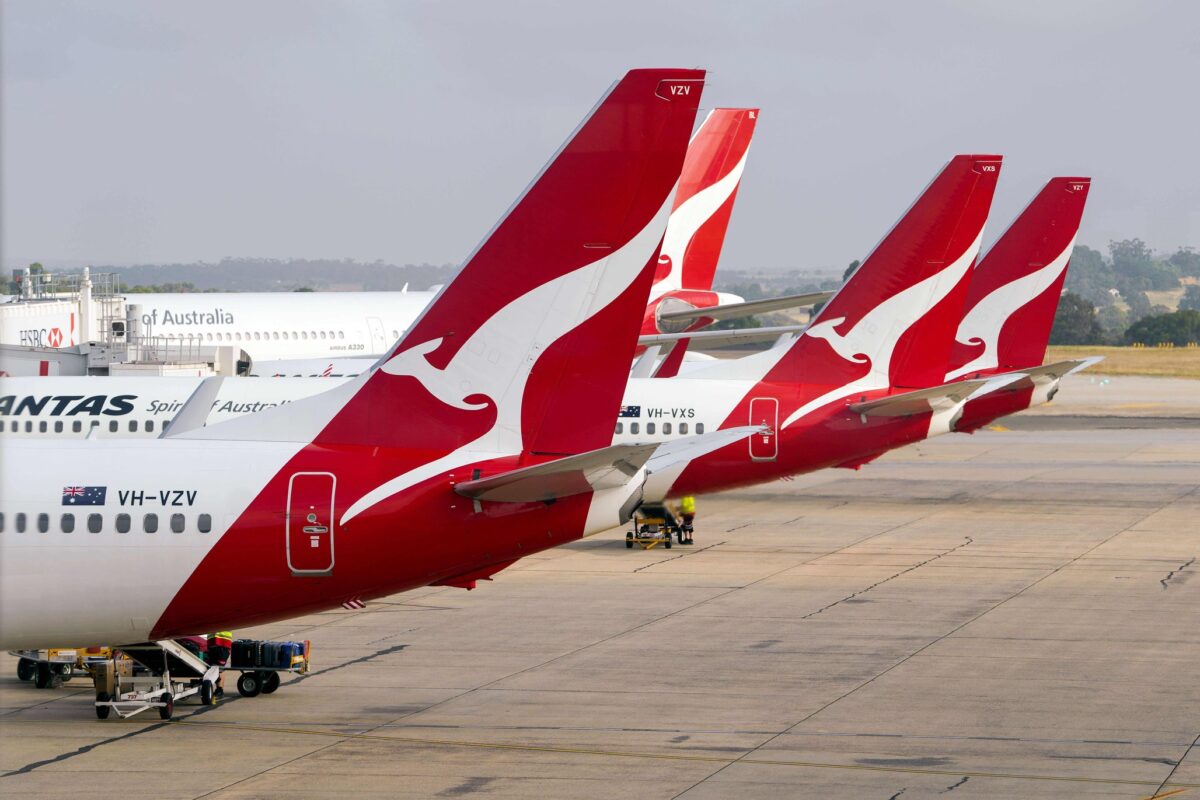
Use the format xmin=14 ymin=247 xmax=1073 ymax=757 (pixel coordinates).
xmin=3 ymin=0 xmax=1197 ymax=273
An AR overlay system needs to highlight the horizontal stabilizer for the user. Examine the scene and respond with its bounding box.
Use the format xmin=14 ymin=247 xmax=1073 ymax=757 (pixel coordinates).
xmin=638 ymin=324 xmax=806 ymax=349
xmin=850 ymin=374 xmax=1023 ymax=417
xmin=643 ymin=426 xmax=761 ymax=474
xmin=954 ymin=356 xmax=1104 ymax=391
xmin=455 ymin=443 xmax=657 ymax=503
xmin=657 ymin=291 xmax=833 ymax=324
xmin=454 ymin=426 xmax=761 ymax=504
xmin=161 ymin=377 xmax=224 ymax=438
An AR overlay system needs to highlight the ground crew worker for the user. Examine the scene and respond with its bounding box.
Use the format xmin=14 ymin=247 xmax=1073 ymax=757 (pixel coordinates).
xmin=679 ymin=495 xmax=696 ymax=545
xmin=207 ymin=632 xmax=233 ymax=666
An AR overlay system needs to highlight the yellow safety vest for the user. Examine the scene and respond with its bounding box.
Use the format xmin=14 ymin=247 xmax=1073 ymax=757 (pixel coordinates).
xmin=680 ymin=496 xmax=696 ymax=514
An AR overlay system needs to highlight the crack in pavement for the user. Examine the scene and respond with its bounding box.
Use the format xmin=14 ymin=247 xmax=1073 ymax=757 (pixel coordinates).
xmin=799 ymin=537 xmax=973 ymax=620
xmin=1160 ymin=557 xmax=1195 ymax=590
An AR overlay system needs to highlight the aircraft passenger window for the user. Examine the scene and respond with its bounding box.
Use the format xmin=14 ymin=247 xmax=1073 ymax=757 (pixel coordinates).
xmin=87 ymin=513 xmax=102 ymax=533
xmin=25 ymin=421 xmax=32 ymax=432
xmin=146 ymin=420 xmax=155 ymax=432
xmin=391 ymin=330 xmax=398 ymax=339
xmin=129 ymin=420 xmax=138 ymax=432
xmin=646 ymin=422 xmax=656 ymax=435
xmin=0 ymin=512 xmax=4 ymax=532
xmin=39 ymin=421 xmax=48 ymax=433
xmin=109 ymin=420 xmax=119 ymax=432
xmin=61 ymin=514 xmax=74 ymax=533
xmin=144 ymin=514 xmax=158 ymax=534
xmin=206 ymin=333 xmax=212 ymax=341
xmin=9 ymin=421 xmax=15 ymax=432
xmin=16 ymin=513 xmax=27 ymax=532
xmin=54 ymin=421 xmax=63 ymax=433
xmin=73 ymin=421 xmax=82 ymax=432
xmin=663 ymin=422 xmax=672 ymax=435
xmin=630 ymin=422 xmax=639 ymax=435
xmin=301 ymin=332 xmax=308 ymax=340
xmin=171 ymin=514 xmax=186 ymax=533
xmin=338 ymin=331 xmax=345 ymax=339
xmin=116 ymin=514 xmax=131 ymax=534
xmin=696 ymin=423 xmax=705 ymax=434
xmin=310 ymin=331 xmax=317 ymax=339
xmin=615 ymin=422 xmax=623 ymax=435
xmin=320 ymin=331 xmax=327 ymax=339
xmin=198 ymin=514 xmax=212 ymax=533
xmin=254 ymin=332 xmax=261 ymax=340
xmin=37 ymin=513 xmax=49 ymax=533
xmin=272 ymin=332 xmax=279 ymax=340
xmin=679 ymin=423 xmax=688 ymax=435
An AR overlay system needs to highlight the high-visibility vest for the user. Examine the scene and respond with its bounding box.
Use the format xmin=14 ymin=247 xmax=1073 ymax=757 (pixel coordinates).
xmin=209 ymin=632 xmax=233 ymax=648
xmin=680 ymin=496 xmax=696 ymax=514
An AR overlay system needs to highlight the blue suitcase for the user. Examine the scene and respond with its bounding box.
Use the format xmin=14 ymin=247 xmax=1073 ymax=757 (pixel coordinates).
xmin=278 ymin=642 xmax=302 ymax=668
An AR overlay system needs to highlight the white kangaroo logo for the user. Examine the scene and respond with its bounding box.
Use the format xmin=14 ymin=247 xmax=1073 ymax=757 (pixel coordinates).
xmin=945 ymin=237 xmax=1075 ymax=380
xmin=651 ymin=147 xmax=749 ymax=298
xmin=780 ymin=231 xmax=983 ymax=429
xmin=379 ymin=337 xmax=491 ymax=411
xmin=342 ymin=195 xmax=674 ymax=524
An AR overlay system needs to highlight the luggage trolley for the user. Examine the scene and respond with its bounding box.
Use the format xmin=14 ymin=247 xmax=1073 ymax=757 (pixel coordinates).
xmin=92 ymin=640 xmax=220 ymax=720
xmin=625 ymin=504 xmax=678 ymax=550
xmin=227 ymin=639 xmax=312 ymax=697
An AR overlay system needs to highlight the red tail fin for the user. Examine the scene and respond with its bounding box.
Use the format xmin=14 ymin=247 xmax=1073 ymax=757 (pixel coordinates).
xmin=776 ymin=155 xmax=1002 ymax=427
xmin=190 ymin=70 xmax=705 ymax=459
xmin=947 ymin=177 xmax=1091 ymax=379
xmin=653 ymin=108 xmax=758 ymax=296
xmin=324 ymin=69 xmax=706 ymax=455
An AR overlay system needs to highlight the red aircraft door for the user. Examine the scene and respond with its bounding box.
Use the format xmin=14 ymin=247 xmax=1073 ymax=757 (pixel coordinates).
xmin=286 ymin=472 xmax=336 ymax=575
xmin=748 ymin=397 xmax=778 ymax=461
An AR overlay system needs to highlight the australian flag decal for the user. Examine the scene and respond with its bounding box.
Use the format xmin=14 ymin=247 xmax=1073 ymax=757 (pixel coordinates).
xmin=62 ymin=486 xmax=107 ymax=506
xmin=618 ymin=405 xmax=641 ymax=418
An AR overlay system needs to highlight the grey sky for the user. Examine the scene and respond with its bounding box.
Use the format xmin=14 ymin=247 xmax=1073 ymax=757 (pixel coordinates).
xmin=3 ymin=0 xmax=1197 ymax=273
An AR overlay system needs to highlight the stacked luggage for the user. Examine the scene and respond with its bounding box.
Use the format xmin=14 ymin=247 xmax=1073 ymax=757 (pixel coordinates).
xmin=231 ymin=639 xmax=308 ymax=670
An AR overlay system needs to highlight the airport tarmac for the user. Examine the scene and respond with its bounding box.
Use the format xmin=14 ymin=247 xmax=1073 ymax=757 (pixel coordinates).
xmin=3 ymin=420 xmax=1198 ymax=798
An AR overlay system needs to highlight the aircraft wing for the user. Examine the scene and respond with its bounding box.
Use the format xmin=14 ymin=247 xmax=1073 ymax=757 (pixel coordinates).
xmin=656 ymin=290 xmax=833 ymax=325
xmin=849 ymin=374 xmax=1024 ymax=417
xmin=454 ymin=426 xmax=760 ymax=503
xmin=638 ymin=324 xmax=805 ymax=349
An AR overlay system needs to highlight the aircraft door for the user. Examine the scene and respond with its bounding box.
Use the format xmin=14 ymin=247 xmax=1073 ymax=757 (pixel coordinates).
xmin=748 ymin=397 xmax=778 ymax=461
xmin=366 ymin=316 xmax=388 ymax=355
xmin=286 ymin=472 xmax=336 ymax=575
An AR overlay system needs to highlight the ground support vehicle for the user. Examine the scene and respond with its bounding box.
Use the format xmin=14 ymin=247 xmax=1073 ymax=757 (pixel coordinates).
xmin=10 ymin=647 xmax=114 ymax=688
xmin=92 ymin=640 xmax=219 ymax=720
xmin=627 ymin=503 xmax=696 ymax=549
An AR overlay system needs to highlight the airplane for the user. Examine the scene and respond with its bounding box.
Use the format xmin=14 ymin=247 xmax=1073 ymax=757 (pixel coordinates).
xmin=5 ymin=156 xmax=1014 ymax=492
xmin=0 ymin=160 xmax=1004 ymax=442
xmin=8 ymin=107 xmax=813 ymax=374
xmin=0 ymin=67 xmax=760 ymax=650
xmin=1 ymin=160 xmax=1101 ymax=531
xmin=944 ymin=177 xmax=1099 ymax=432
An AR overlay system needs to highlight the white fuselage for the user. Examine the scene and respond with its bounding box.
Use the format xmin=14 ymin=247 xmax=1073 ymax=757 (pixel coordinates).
xmin=127 ymin=292 xmax=436 ymax=362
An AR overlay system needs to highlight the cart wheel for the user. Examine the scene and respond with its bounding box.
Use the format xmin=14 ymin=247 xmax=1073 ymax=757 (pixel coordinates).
xmin=17 ymin=658 xmax=35 ymax=682
xmin=261 ymin=671 xmax=281 ymax=694
xmin=237 ymin=671 xmax=262 ymax=698
xmin=665 ymin=539 xmax=672 ymax=549
xmin=95 ymin=692 xmax=111 ymax=719
xmin=58 ymin=664 xmax=73 ymax=683
xmin=626 ymin=538 xmax=633 ymax=549
xmin=34 ymin=662 xmax=52 ymax=689
xmin=199 ymin=679 xmax=215 ymax=706
xmin=158 ymin=692 xmax=174 ymax=720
